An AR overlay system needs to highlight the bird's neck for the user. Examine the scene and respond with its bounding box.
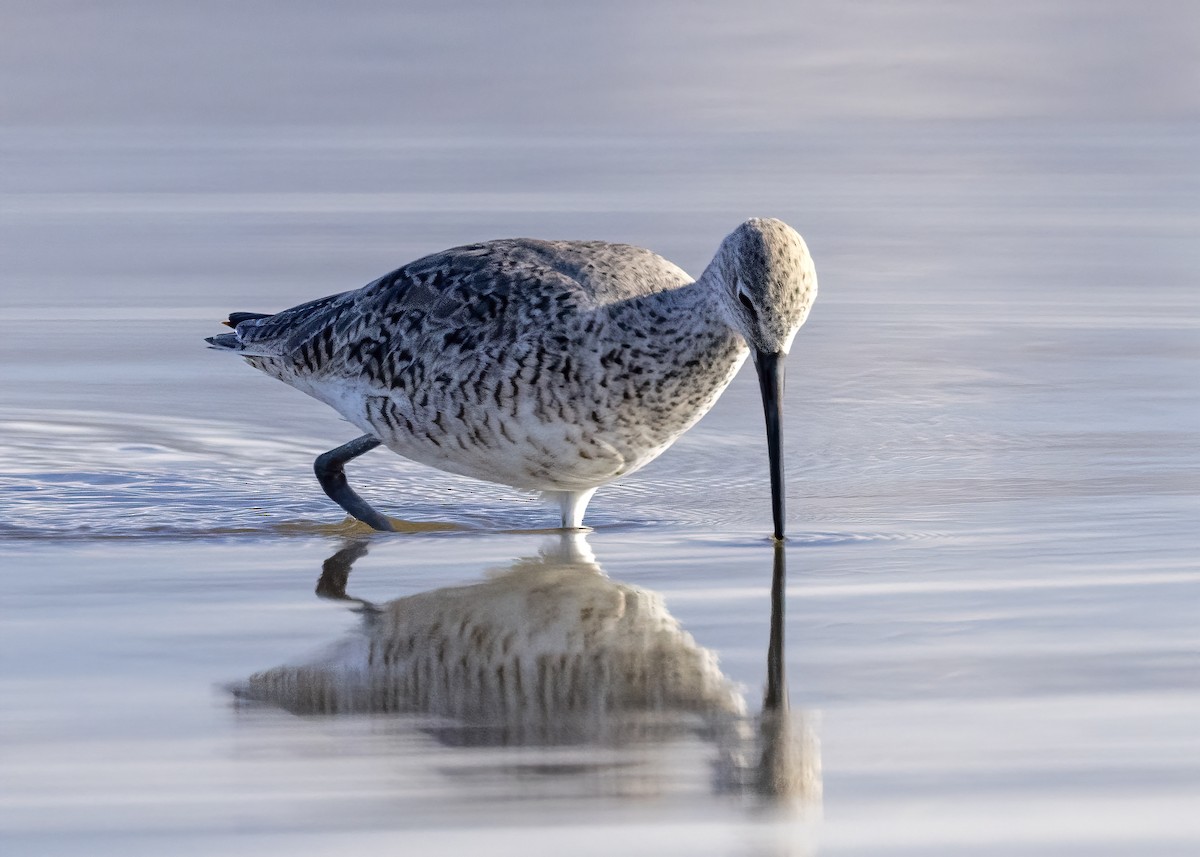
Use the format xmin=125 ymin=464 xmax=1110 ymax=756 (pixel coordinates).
xmin=670 ymin=261 xmax=740 ymax=342
xmin=691 ymin=259 xmax=734 ymax=320
xmin=609 ymin=265 xmax=747 ymax=373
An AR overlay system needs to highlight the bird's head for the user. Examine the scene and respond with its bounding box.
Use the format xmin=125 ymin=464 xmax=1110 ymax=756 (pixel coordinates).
xmin=713 ymin=218 xmax=817 ymax=357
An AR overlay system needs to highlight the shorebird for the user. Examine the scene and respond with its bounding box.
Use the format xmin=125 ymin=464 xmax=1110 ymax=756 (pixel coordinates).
xmin=206 ymin=218 xmax=817 ymax=537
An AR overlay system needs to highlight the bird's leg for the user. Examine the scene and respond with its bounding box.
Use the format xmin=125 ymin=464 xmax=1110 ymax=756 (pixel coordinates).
xmin=546 ymin=488 xmax=597 ymax=530
xmin=313 ymin=435 xmax=395 ymax=532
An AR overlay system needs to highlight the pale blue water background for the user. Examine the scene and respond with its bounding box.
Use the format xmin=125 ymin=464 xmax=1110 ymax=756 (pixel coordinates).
xmin=2 ymin=3 xmax=1199 ymax=855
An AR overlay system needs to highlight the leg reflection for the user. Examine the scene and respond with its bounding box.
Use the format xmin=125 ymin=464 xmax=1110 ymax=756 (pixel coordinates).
xmin=314 ymin=539 xmax=371 ymax=601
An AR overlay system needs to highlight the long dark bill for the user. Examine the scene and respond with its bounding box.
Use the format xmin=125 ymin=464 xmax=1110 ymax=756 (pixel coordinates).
xmin=754 ymin=350 xmax=787 ymax=541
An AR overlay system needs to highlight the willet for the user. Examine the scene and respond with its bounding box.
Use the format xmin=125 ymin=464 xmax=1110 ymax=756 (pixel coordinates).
xmin=206 ymin=218 xmax=817 ymax=537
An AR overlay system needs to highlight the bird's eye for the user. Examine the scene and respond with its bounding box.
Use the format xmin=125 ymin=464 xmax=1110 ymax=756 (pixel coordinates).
xmin=738 ymin=289 xmax=757 ymax=318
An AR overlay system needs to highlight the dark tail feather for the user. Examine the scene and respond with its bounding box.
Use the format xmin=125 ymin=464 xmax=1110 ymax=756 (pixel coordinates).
xmin=223 ymin=311 xmax=274 ymax=328
xmin=208 ymin=292 xmax=349 ymax=357
xmin=208 ymin=311 xmax=275 ymax=351
xmin=206 ymin=332 xmax=241 ymax=349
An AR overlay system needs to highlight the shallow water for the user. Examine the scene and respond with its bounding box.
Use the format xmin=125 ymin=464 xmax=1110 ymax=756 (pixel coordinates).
xmin=2 ymin=68 xmax=1199 ymax=857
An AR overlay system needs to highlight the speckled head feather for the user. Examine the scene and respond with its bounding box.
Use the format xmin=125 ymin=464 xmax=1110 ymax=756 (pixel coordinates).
xmin=709 ymin=217 xmax=818 ymax=355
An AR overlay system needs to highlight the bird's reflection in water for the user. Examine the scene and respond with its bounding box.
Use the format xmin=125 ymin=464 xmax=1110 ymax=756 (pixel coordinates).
xmin=233 ymin=535 xmax=820 ymax=806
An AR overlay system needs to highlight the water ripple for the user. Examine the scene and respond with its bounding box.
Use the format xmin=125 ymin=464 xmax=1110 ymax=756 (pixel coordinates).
xmin=0 ymin=409 xmax=551 ymax=540
xmin=0 ymin=409 xmax=946 ymax=545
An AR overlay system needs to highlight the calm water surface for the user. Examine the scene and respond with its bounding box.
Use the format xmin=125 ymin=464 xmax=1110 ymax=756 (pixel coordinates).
xmin=1 ymin=122 xmax=1198 ymax=856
